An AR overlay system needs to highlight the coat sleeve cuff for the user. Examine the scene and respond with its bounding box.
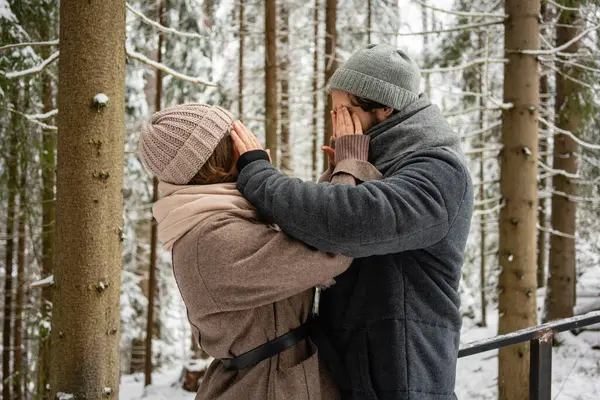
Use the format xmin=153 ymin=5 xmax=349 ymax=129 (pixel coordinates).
xmin=236 ymin=149 xmax=271 ymax=173
xmin=332 ymin=159 xmax=382 ymax=182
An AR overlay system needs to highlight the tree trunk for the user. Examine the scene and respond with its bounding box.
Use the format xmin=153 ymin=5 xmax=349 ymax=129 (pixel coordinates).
xmin=279 ymin=1 xmax=292 ymax=175
xmin=3 ymin=87 xmax=19 ymax=400
xmin=312 ymin=0 xmax=320 ymax=181
xmin=13 ymin=149 xmax=28 ymax=399
xmin=477 ymin=32 xmax=487 ymax=327
xmin=536 ymin=0 xmax=549 ymax=289
xmin=323 ymin=0 xmax=337 ymax=171
xmin=545 ymin=0 xmax=580 ymax=322
xmin=498 ymin=1 xmax=540 ymax=400
xmin=367 ymin=0 xmax=372 ymax=43
xmin=144 ymin=0 xmax=165 ymax=387
xmin=50 ymin=0 xmax=126 ymax=397
xmin=421 ymin=1 xmax=431 ymax=97
xmin=238 ymin=0 xmax=245 ymax=120
xmin=37 ymin=7 xmax=56 ymax=396
xmin=265 ymin=0 xmax=278 ymax=167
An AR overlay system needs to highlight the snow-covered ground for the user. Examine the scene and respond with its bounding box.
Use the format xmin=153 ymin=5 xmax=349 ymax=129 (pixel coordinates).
xmin=121 ymin=310 xmax=600 ymax=400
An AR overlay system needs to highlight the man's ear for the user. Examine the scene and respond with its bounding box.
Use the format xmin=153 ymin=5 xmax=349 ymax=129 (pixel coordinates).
xmin=382 ymin=107 xmax=394 ymax=117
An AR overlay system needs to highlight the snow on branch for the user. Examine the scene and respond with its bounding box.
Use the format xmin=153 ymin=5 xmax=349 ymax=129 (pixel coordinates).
xmin=126 ymin=49 xmax=216 ymax=87
xmin=421 ymin=58 xmax=507 ymax=75
xmin=475 ymin=195 xmax=503 ymax=207
xmin=30 ymin=275 xmax=54 ymax=288
xmin=126 ymin=3 xmax=207 ymax=39
xmin=539 ymin=116 xmax=600 ymax=150
xmin=473 ymin=201 xmax=505 ymax=216
xmin=3 ymin=107 xmax=57 ymax=131
xmin=1 ymin=51 xmax=59 ymax=79
xmin=465 ymin=144 xmax=504 ymax=155
xmin=519 ymin=26 xmax=598 ymax=55
xmin=546 ymin=0 xmax=580 ymax=12
xmin=536 ymin=223 xmax=576 ymax=239
xmin=396 ymin=19 xmax=504 ymax=36
xmin=0 ymin=39 xmax=59 ymax=52
xmin=461 ymin=121 xmax=502 ymax=139
xmin=538 ymin=160 xmax=580 ymax=180
xmin=412 ymin=0 xmax=507 ymax=19
xmin=540 ymin=60 xmax=595 ymax=89
xmin=26 ymin=109 xmax=58 ymax=120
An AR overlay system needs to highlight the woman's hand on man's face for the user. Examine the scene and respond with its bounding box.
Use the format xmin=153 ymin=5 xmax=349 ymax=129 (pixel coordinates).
xmin=230 ymin=121 xmax=272 ymax=162
xmin=333 ymin=106 xmax=363 ymax=138
xmin=322 ymin=107 xmax=363 ymax=167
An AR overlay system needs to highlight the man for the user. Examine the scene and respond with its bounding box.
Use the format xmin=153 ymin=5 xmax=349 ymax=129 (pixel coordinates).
xmin=231 ymin=44 xmax=473 ymax=400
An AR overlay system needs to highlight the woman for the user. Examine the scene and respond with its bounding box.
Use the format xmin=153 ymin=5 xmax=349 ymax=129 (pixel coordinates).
xmin=138 ymin=103 xmax=381 ymax=399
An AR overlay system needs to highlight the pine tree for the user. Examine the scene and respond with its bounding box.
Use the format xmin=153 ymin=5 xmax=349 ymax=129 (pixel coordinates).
xmin=50 ymin=0 xmax=126 ymax=396
xmin=265 ymin=0 xmax=278 ymax=167
xmin=537 ymin=0 xmax=550 ymax=289
xmin=323 ymin=0 xmax=337 ymax=171
xmin=3 ymin=86 xmax=19 ymax=400
xmin=498 ymin=1 xmax=540 ymax=399
xmin=312 ymin=0 xmax=320 ymax=181
xmin=545 ymin=0 xmax=582 ymax=321
xmin=144 ymin=0 xmax=165 ymax=387
xmin=238 ymin=0 xmax=245 ymax=120
xmin=279 ymin=1 xmax=292 ymax=174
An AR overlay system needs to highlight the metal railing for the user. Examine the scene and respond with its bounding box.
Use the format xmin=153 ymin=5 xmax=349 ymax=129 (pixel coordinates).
xmin=457 ymin=311 xmax=600 ymax=400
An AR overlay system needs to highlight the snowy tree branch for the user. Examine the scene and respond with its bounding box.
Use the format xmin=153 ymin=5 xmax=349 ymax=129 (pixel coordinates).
xmin=0 ymin=39 xmax=59 ymax=52
xmin=461 ymin=121 xmax=502 ymax=139
xmin=0 ymin=51 xmax=59 ymax=79
xmin=545 ymin=0 xmax=580 ymax=12
xmin=518 ymin=26 xmax=598 ymax=55
xmin=536 ymin=223 xmax=576 ymax=239
xmin=473 ymin=201 xmax=505 ymax=216
xmin=126 ymin=49 xmax=216 ymax=87
xmin=412 ymin=0 xmax=507 ymax=19
xmin=2 ymin=107 xmax=57 ymax=131
xmin=395 ymin=20 xmax=505 ymax=36
xmin=465 ymin=145 xmax=504 ymax=156
xmin=126 ymin=3 xmax=207 ymax=39
xmin=539 ymin=116 xmax=600 ymax=150
xmin=538 ymin=160 xmax=580 ymax=180
xmin=421 ymin=58 xmax=507 ymax=74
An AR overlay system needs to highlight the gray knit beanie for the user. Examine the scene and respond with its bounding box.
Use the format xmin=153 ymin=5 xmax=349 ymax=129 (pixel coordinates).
xmin=330 ymin=44 xmax=422 ymax=111
xmin=139 ymin=103 xmax=234 ymax=185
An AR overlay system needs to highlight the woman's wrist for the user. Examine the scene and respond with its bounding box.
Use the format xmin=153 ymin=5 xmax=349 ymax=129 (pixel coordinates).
xmin=334 ymin=135 xmax=370 ymax=164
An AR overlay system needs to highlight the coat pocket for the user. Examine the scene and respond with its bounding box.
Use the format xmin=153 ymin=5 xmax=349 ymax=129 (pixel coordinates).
xmin=274 ymin=340 xmax=321 ymax=400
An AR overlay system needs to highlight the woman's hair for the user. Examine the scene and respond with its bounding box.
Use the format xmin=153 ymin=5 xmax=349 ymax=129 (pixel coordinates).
xmin=187 ymin=135 xmax=236 ymax=185
xmin=350 ymin=95 xmax=400 ymax=115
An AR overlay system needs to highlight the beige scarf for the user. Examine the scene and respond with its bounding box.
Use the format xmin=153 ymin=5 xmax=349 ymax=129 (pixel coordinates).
xmin=153 ymin=182 xmax=257 ymax=251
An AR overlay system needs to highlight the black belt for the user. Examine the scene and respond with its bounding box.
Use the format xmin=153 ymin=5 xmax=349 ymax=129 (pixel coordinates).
xmin=221 ymin=318 xmax=314 ymax=370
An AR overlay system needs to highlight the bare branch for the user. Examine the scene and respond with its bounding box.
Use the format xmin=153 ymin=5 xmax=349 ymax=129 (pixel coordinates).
xmin=1 ymin=51 xmax=59 ymax=79
xmin=518 ymin=25 xmax=598 ymax=55
xmin=396 ymin=19 xmax=504 ymax=36
xmin=126 ymin=3 xmax=207 ymax=38
xmin=538 ymin=160 xmax=580 ymax=180
xmin=465 ymin=144 xmax=504 ymax=155
xmin=537 ymin=223 xmax=576 ymax=239
xmin=545 ymin=0 xmax=580 ymax=12
xmin=539 ymin=116 xmax=600 ymax=150
xmin=461 ymin=121 xmax=502 ymax=139
xmin=412 ymin=0 xmax=507 ymax=19
xmin=421 ymin=58 xmax=507 ymax=74
xmin=0 ymin=39 xmax=59 ymax=52
xmin=2 ymin=107 xmax=57 ymax=130
xmin=126 ymin=49 xmax=216 ymax=86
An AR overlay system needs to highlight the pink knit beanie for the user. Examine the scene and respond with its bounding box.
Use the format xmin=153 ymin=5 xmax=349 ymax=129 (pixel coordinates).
xmin=139 ymin=103 xmax=234 ymax=185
